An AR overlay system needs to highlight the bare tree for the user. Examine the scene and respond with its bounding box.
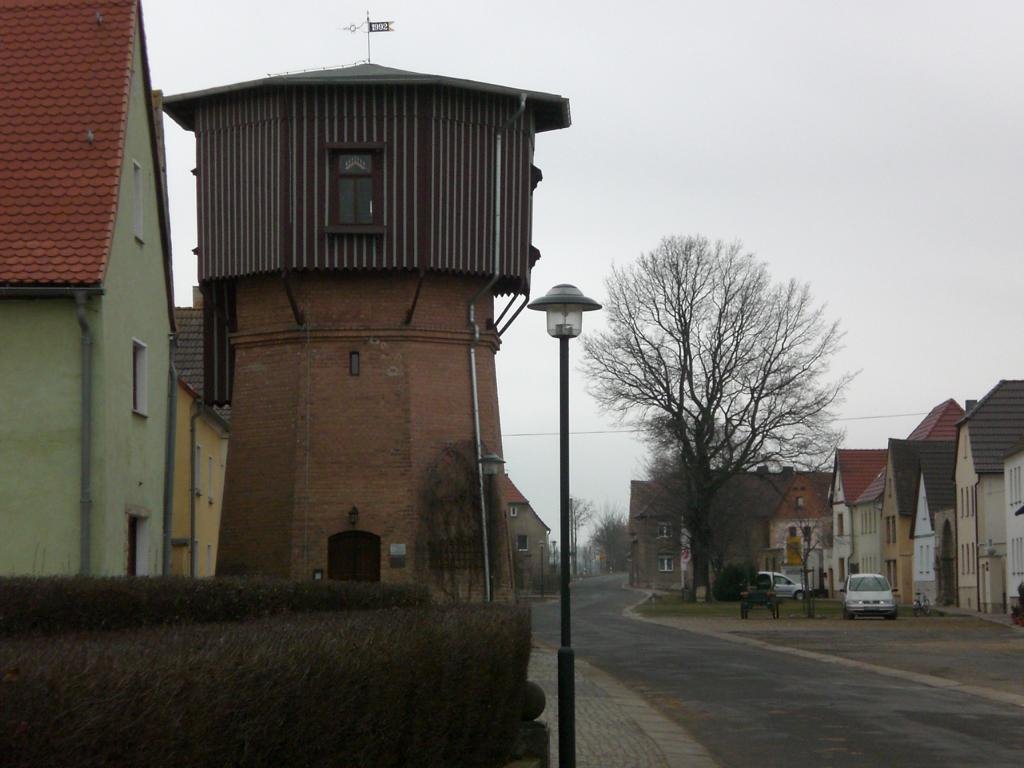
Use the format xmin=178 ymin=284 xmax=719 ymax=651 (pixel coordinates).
xmin=568 ymin=496 xmax=594 ymax=578
xmin=583 ymin=235 xmax=851 ymax=598
xmin=786 ymin=516 xmax=830 ymax=617
xmin=589 ymin=503 xmax=630 ymax=573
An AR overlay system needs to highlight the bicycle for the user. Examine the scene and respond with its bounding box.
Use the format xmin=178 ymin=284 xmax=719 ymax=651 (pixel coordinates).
xmin=912 ymin=592 xmax=932 ymax=617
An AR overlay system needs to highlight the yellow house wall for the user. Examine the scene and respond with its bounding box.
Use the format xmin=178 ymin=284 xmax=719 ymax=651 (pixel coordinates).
xmin=170 ymin=381 xmax=228 ymax=577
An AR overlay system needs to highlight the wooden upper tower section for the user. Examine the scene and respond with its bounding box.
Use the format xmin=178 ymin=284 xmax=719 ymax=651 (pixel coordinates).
xmin=164 ymin=63 xmax=571 ymax=296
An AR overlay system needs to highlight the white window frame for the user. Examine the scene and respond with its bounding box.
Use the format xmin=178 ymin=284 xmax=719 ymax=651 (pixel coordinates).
xmin=517 ymin=534 xmax=529 ymax=552
xmin=657 ymin=556 xmax=674 ymax=573
xmin=132 ymin=159 xmax=144 ymax=241
xmin=131 ymin=339 xmax=148 ymax=415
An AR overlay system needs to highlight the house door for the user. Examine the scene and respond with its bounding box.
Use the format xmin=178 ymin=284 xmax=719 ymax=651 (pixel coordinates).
xmin=327 ymin=531 xmax=381 ymax=581
xmin=127 ymin=516 xmax=138 ymax=576
xmin=940 ymin=520 xmax=956 ymax=605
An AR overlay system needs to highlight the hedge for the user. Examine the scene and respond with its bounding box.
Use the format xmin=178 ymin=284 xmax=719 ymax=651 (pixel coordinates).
xmin=712 ymin=562 xmax=757 ymax=601
xmin=0 ymin=576 xmax=430 ymax=637
xmin=0 ymin=605 xmax=530 ymax=768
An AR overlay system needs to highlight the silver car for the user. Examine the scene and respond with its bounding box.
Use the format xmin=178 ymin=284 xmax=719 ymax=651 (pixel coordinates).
xmin=758 ymin=571 xmax=805 ymax=600
xmin=841 ymin=573 xmax=898 ymax=620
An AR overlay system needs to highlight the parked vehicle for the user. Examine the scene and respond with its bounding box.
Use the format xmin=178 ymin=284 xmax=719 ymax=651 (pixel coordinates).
xmin=758 ymin=571 xmax=805 ymax=600
xmin=841 ymin=573 xmax=898 ymax=620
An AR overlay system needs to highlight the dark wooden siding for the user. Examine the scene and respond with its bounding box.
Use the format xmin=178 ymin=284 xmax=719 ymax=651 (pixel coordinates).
xmin=196 ymin=92 xmax=282 ymax=280
xmin=201 ymin=279 xmax=236 ymax=405
xmin=194 ymin=85 xmax=536 ymax=290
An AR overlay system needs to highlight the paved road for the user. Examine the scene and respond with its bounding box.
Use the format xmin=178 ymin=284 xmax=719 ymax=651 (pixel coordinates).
xmin=532 ymin=575 xmax=1024 ymax=767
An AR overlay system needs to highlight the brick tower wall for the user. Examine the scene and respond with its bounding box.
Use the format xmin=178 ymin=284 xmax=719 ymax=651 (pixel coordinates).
xmin=216 ymin=271 xmax=512 ymax=599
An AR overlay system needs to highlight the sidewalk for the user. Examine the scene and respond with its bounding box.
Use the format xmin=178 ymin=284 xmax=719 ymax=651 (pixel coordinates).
xmin=528 ymin=643 xmax=717 ymax=768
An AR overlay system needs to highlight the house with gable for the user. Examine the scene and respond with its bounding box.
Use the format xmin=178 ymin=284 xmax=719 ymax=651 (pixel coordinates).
xmin=909 ymin=441 xmax=956 ymax=606
xmin=828 ymin=449 xmax=887 ymax=594
xmin=628 ymin=479 xmax=686 ymax=591
xmin=954 ymin=381 xmax=1024 ymax=612
xmin=1004 ymin=437 xmax=1024 ymax=613
xmin=759 ymin=468 xmax=832 ymax=592
xmin=0 ymin=0 xmax=175 ymax=576
xmin=849 ymin=468 xmax=885 ymax=579
xmin=503 ymin=476 xmax=550 ymax=595
xmin=170 ymin=301 xmax=230 ymax=577
xmin=879 ymin=400 xmax=962 ymax=603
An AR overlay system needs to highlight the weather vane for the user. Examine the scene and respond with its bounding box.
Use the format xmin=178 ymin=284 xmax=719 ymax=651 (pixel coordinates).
xmin=342 ymin=11 xmax=395 ymax=64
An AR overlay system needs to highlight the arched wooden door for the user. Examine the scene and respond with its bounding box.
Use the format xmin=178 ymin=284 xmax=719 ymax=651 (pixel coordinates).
xmin=327 ymin=531 xmax=381 ymax=582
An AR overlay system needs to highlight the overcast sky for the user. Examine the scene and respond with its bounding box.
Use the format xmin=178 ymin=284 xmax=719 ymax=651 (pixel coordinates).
xmin=145 ymin=0 xmax=1024 ymax=538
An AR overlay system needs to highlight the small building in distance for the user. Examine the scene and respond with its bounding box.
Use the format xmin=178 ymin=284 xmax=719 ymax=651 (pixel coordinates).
xmin=504 ymin=477 xmax=551 ymax=596
xmin=170 ymin=300 xmax=230 ymax=577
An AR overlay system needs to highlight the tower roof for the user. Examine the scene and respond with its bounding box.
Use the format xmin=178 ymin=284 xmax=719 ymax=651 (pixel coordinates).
xmin=164 ymin=63 xmax=571 ymax=133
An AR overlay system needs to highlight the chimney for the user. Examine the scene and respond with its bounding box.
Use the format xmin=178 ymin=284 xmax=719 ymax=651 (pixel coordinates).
xmin=781 ymin=466 xmax=794 ymax=478
xmin=756 ymin=465 xmax=769 ymax=475
xmin=192 ymin=286 xmax=203 ymax=309
xmin=965 ymin=399 xmax=978 ymax=414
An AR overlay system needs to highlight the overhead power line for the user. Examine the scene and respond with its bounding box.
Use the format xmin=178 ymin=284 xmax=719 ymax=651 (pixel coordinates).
xmin=502 ymin=411 xmax=929 ymax=438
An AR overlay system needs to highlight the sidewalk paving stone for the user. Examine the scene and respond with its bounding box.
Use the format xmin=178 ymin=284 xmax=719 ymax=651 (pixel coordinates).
xmin=529 ymin=643 xmax=718 ymax=768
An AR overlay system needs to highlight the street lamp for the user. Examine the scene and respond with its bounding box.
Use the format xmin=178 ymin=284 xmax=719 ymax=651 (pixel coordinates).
xmin=528 ymin=283 xmax=601 ymax=768
xmin=478 ymin=451 xmax=506 ymax=602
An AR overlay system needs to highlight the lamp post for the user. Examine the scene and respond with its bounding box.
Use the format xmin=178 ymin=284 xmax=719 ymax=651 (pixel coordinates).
xmin=479 ymin=451 xmax=505 ymax=602
xmin=528 ymin=283 xmax=600 ymax=768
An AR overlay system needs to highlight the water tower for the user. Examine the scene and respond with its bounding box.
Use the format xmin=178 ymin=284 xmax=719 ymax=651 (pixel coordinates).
xmin=164 ymin=64 xmax=569 ymax=598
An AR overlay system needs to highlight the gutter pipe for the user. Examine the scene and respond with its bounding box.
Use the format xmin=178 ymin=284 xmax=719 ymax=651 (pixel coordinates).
xmin=467 ymin=92 xmax=527 ymax=602
xmin=189 ymin=399 xmax=203 ymax=577
xmin=74 ymin=292 xmax=93 ymax=575
xmin=162 ymin=334 xmax=178 ymax=575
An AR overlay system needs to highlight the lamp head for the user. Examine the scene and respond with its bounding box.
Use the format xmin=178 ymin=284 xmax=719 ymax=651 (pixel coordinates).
xmin=479 ymin=452 xmax=506 ymax=476
xmin=527 ymin=284 xmax=601 ymax=338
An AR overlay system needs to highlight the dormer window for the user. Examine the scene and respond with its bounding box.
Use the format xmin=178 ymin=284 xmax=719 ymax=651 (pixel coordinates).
xmin=327 ymin=145 xmax=383 ymax=233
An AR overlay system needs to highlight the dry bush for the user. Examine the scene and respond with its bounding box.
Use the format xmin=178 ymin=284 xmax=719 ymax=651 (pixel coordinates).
xmin=0 ymin=605 xmax=530 ymax=768
xmin=0 ymin=576 xmax=429 ymax=637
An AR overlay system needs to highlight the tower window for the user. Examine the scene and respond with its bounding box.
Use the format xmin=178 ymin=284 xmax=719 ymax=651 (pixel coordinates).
xmin=349 ymin=351 xmax=360 ymax=376
xmin=328 ymin=148 xmax=383 ymax=231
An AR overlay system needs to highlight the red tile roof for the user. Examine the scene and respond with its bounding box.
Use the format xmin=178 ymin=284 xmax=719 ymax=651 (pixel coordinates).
xmin=0 ymin=0 xmax=138 ymax=285
xmin=855 ymin=467 xmax=887 ymax=505
xmin=906 ymin=398 xmax=964 ymax=441
xmin=834 ymin=449 xmax=888 ymax=503
xmin=503 ymin=475 xmax=530 ymax=505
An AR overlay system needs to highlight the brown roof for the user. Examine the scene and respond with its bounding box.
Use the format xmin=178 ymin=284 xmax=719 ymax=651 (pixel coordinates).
xmin=906 ymin=399 xmax=965 ymax=441
xmin=0 ymin=0 xmax=138 ymax=285
xmin=960 ymin=380 xmax=1024 ymax=474
xmin=502 ymin=475 xmax=530 ymax=505
xmin=173 ymin=307 xmax=203 ymax=390
xmin=889 ymin=439 xmax=955 ymax=517
xmin=834 ymin=449 xmax=888 ymax=504
xmin=173 ymin=306 xmax=230 ymax=422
